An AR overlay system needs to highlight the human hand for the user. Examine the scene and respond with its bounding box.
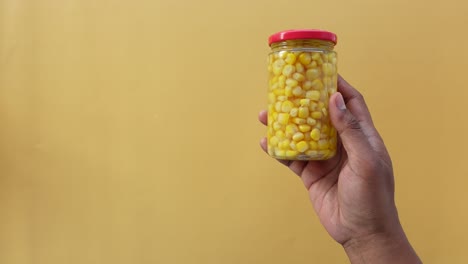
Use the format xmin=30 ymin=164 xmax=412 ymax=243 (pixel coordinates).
xmin=259 ymin=76 xmax=421 ymax=263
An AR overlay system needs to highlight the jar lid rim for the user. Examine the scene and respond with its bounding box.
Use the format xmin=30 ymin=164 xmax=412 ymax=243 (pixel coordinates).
xmin=268 ymin=29 xmax=337 ymax=46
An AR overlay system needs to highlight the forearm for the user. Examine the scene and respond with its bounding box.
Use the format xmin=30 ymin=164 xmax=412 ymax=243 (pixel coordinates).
xmin=343 ymin=228 xmax=422 ymax=264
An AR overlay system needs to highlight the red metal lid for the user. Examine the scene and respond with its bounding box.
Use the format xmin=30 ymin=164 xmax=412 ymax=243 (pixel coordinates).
xmin=268 ymin=29 xmax=337 ymax=46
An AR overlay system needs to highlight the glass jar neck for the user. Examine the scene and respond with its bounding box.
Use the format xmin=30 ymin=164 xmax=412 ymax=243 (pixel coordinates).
xmin=270 ymin=39 xmax=335 ymax=52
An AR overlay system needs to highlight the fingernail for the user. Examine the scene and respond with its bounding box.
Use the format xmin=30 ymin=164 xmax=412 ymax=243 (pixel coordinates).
xmin=335 ymin=93 xmax=346 ymax=111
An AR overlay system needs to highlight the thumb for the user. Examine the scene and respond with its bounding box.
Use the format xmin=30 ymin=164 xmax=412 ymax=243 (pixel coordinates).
xmin=329 ymin=92 xmax=372 ymax=156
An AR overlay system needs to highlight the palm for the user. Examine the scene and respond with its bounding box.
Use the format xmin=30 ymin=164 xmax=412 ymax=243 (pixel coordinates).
xmin=301 ymin=146 xmax=348 ymax=243
xmin=260 ymin=122 xmax=394 ymax=245
xmin=282 ymin=143 xmax=355 ymax=243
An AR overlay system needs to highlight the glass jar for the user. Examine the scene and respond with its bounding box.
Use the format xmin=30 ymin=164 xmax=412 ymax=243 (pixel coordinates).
xmin=267 ymin=30 xmax=338 ymax=160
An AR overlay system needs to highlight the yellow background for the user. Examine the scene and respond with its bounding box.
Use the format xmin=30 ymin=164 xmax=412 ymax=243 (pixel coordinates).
xmin=1 ymin=0 xmax=467 ymax=263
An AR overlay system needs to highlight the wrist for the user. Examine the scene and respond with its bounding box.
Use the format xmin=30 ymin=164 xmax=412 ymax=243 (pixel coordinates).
xmin=343 ymin=227 xmax=422 ymax=264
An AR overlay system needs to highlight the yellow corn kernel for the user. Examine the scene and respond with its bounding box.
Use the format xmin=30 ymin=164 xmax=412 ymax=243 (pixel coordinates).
xmin=269 ymin=75 xmax=278 ymax=86
xmin=292 ymin=132 xmax=305 ymax=142
xmin=272 ymin=112 xmax=278 ymax=120
xmin=268 ymin=127 xmax=274 ymax=136
xmin=277 ymin=113 xmax=290 ymax=125
xmin=273 ymin=88 xmax=285 ymax=96
xmin=321 ymin=93 xmax=328 ymax=104
xmin=267 ymin=114 xmax=273 ymax=126
xmin=321 ymin=149 xmax=331 ymax=158
xmin=329 ymin=83 xmax=337 ymax=95
xmin=322 ymin=63 xmax=334 ymax=76
xmin=300 ymin=99 xmax=310 ymax=106
xmin=311 ymin=79 xmax=324 ymax=90
xmin=312 ymin=111 xmax=322 ymax=119
xmin=278 ymin=75 xmax=286 ymax=89
xmin=323 ymin=77 xmax=332 ymax=87
xmin=278 ymin=51 xmax=288 ymax=59
xmin=275 ymin=149 xmax=286 ymax=157
xmin=298 ymin=107 xmax=309 ymax=118
xmin=322 ymin=124 xmax=330 ymax=134
xmin=322 ymin=108 xmax=328 ymax=117
xmin=272 ymin=59 xmax=285 ymax=75
xmin=286 ymin=124 xmax=299 ymax=136
xmin=285 ymin=78 xmax=298 ymax=87
xmin=298 ymin=53 xmax=312 ymax=65
xmin=282 ymin=64 xmax=295 ymax=77
xmin=293 ymin=117 xmax=306 ymax=125
xmin=309 ymin=141 xmax=318 ymax=150
xmin=320 ymin=132 xmax=329 ymax=139
xmin=269 ymin=82 xmax=278 ymax=91
xmin=329 ymin=127 xmax=336 ymax=137
xmin=306 ymin=150 xmax=318 ymax=156
xmin=306 ymin=68 xmax=320 ymax=80
xmin=292 ymin=72 xmax=305 ymax=82
xmin=273 ymin=121 xmax=282 ymax=131
xmin=285 ymin=86 xmax=292 ymax=96
xmin=279 ymin=139 xmax=290 ymax=150
xmin=295 ymin=62 xmax=305 ymax=73
xmin=315 ymin=121 xmax=322 ymax=129
xmin=275 ymin=101 xmax=282 ymax=112
xmin=317 ymin=57 xmax=323 ymax=65
xmin=268 ymin=93 xmax=276 ymax=103
xmin=309 ymin=102 xmax=318 ymax=111
xmin=311 ymin=52 xmax=320 ymax=60
xmin=318 ymin=140 xmax=329 ymax=150
xmin=307 ymin=117 xmax=317 ymax=126
xmin=281 ymin=100 xmax=294 ymax=112
xmin=269 ymin=136 xmax=279 ymax=146
xmin=277 ymin=95 xmax=287 ymax=101
xmin=331 ymin=57 xmax=337 ymax=65
xmin=268 ymin=103 xmax=274 ymax=112
xmin=303 ymin=81 xmax=313 ymax=90
xmin=275 ymin=130 xmax=285 ymax=139
xmin=312 ymin=53 xmax=323 ymax=65
xmin=306 ymin=90 xmax=321 ymax=101
xmin=321 ymin=53 xmax=329 ymax=62
xmin=286 ymin=150 xmax=298 ymax=158
xmin=290 ymin=108 xmax=298 ymax=117
xmin=299 ymin=124 xmax=311 ymax=132
xmin=268 ymin=146 xmax=274 ymax=155
xmin=310 ymin=128 xmax=321 ymax=141
xmin=296 ymin=141 xmax=309 ymax=152
xmin=289 ymin=141 xmax=297 ymax=150
xmin=292 ymin=86 xmax=303 ymax=96
xmin=307 ymin=61 xmax=317 ymax=69
xmin=285 ymin=53 xmax=297 ymax=64
xmin=318 ymin=101 xmax=325 ymax=110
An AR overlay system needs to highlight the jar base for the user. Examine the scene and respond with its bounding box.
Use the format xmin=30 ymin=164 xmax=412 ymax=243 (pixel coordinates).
xmin=270 ymin=150 xmax=336 ymax=161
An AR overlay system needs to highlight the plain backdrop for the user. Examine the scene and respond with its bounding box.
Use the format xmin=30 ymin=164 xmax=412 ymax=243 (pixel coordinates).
xmin=1 ymin=0 xmax=467 ymax=263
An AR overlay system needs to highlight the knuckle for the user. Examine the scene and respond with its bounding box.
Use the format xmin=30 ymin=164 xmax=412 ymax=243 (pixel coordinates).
xmin=346 ymin=115 xmax=362 ymax=131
